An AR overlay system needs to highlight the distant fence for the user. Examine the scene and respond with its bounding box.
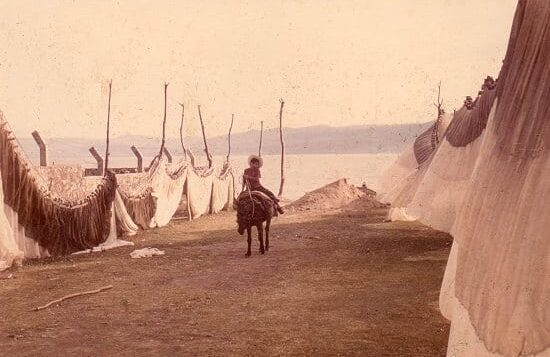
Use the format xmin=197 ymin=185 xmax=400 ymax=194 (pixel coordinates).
xmin=31 ymin=130 xmax=173 ymax=177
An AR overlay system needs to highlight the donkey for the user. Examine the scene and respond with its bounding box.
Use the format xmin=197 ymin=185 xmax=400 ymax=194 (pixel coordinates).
xmin=235 ymin=191 xmax=276 ymax=257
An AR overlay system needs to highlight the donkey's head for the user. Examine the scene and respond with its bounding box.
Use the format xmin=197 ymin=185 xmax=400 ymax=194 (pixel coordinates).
xmin=236 ymin=200 xmax=254 ymax=235
xmin=237 ymin=223 xmax=246 ymax=235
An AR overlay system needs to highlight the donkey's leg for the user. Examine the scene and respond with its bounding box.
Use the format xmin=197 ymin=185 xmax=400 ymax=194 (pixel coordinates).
xmin=246 ymin=227 xmax=252 ymax=257
xmin=265 ymin=218 xmax=270 ymax=251
xmin=257 ymin=223 xmax=265 ymax=254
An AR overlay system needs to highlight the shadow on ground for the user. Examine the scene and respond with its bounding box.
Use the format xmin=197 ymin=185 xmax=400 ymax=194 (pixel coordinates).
xmin=0 ymin=199 xmax=452 ymax=356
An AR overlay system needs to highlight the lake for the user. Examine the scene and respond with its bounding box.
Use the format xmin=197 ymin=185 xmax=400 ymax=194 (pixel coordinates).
xmin=104 ymin=153 xmax=396 ymax=200
xmin=26 ymin=150 xmax=396 ymax=201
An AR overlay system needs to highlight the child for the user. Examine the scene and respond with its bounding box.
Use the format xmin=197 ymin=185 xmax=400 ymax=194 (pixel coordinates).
xmin=242 ymin=155 xmax=284 ymax=214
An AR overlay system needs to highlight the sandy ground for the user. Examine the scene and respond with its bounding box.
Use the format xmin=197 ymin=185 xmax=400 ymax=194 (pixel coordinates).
xmin=0 ymin=197 xmax=452 ymax=356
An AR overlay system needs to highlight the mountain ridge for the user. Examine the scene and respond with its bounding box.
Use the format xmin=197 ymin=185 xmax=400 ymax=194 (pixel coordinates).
xmin=16 ymin=122 xmax=431 ymax=164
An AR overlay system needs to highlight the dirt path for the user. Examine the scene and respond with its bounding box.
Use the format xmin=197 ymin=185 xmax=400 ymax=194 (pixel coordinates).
xmin=0 ymin=198 xmax=452 ymax=356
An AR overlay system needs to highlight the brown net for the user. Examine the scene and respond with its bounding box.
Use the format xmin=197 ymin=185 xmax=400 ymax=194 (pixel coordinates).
xmin=453 ymin=1 xmax=550 ymax=355
xmin=119 ymin=188 xmax=156 ymax=230
xmin=115 ymin=156 xmax=163 ymax=230
xmin=0 ymin=115 xmax=116 ymax=256
xmin=494 ymin=0 xmax=550 ymax=160
xmin=413 ymin=114 xmax=445 ymax=164
xmin=445 ymin=80 xmax=498 ymax=148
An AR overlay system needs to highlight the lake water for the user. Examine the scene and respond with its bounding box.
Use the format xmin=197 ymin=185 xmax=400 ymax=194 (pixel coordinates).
xmin=106 ymin=153 xmax=397 ymax=200
xmin=29 ymin=152 xmax=397 ymax=201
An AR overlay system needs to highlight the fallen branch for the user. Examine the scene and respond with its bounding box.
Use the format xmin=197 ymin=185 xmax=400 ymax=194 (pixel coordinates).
xmin=32 ymin=285 xmax=113 ymax=311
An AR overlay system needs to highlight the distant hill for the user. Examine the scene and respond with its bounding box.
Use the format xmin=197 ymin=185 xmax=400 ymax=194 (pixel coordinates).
xmin=16 ymin=122 xmax=430 ymax=166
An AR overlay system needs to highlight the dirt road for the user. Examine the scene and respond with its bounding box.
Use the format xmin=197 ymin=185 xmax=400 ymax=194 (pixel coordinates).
xmin=0 ymin=198 xmax=452 ymax=356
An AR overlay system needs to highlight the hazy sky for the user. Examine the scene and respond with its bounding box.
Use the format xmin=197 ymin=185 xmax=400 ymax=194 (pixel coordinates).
xmin=1 ymin=0 xmax=517 ymax=139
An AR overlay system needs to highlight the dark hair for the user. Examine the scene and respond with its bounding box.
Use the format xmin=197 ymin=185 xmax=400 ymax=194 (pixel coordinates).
xmin=251 ymin=158 xmax=259 ymax=164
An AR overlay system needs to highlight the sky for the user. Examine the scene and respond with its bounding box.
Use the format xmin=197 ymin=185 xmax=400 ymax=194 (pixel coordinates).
xmin=1 ymin=0 xmax=517 ymax=139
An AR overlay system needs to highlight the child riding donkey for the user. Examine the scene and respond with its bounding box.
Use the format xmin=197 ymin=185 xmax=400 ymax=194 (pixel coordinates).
xmin=241 ymin=155 xmax=284 ymax=215
xmin=235 ymin=155 xmax=283 ymax=256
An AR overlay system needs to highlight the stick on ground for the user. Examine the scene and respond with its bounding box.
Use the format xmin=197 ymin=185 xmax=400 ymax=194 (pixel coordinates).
xmin=32 ymin=285 xmax=113 ymax=312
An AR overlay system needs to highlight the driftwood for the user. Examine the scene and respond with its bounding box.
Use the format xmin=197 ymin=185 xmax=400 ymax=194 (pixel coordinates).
xmin=197 ymin=105 xmax=213 ymax=168
xmin=33 ymin=285 xmax=113 ymax=311
xmin=104 ymin=80 xmax=112 ymax=174
xmin=277 ymin=99 xmax=285 ymax=197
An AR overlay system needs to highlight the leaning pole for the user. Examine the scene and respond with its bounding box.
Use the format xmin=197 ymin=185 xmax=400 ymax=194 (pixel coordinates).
xmin=277 ymin=99 xmax=285 ymax=197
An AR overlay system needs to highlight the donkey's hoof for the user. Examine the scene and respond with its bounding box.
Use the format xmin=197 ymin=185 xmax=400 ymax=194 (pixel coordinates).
xmin=260 ymin=249 xmax=265 ymax=254
xmin=245 ymin=252 xmax=251 ymax=257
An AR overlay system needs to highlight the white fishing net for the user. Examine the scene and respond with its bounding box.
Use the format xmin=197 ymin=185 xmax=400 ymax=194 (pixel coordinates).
xmin=407 ymin=102 xmax=496 ymax=233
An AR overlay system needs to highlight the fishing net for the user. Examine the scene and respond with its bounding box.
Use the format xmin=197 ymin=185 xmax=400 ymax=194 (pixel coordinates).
xmin=448 ymin=1 xmax=550 ymax=354
xmin=0 ymin=113 xmax=116 ymax=256
xmin=211 ymin=163 xmax=235 ymax=214
xmin=408 ymin=91 xmax=498 ymax=233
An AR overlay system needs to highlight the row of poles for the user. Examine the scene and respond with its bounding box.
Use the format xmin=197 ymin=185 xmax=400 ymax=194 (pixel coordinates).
xmin=100 ymin=82 xmax=286 ymax=196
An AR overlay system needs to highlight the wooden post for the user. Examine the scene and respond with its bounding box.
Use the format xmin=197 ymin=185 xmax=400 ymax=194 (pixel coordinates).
xmin=158 ymin=83 xmax=169 ymax=159
xmin=187 ymin=149 xmax=196 ymax=167
xmin=227 ymin=114 xmax=234 ymax=162
xmin=258 ymin=121 xmax=263 ymax=157
xmin=179 ymin=103 xmax=187 ymax=162
xmin=433 ymin=81 xmax=444 ymax=117
xmin=163 ymin=147 xmax=173 ymax=163
xmin=104 ymin=80 xmax=112 ymax=174
xmin=197 ymin=105 xmax=213 ymax=168
xmin=186 ymin=177 xmax=192 ymax=221
xmin=89 ymin=146 xmax=104 ymax=176
xmin=432 ymin=81 xmax=445 ymax=144
xmin=277 ymin=99 xmax=285 ymax=197
xmin=131 ymin=145 xmax=143 ymax=172
xmin=31 ymin=130 xmax=48 ymax=166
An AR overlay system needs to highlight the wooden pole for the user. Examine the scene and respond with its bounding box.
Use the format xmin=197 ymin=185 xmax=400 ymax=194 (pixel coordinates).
xmin=187 ymin=149 xmax=196 ymax=167
xmin=89 ymin=147 xmax=104 ymax=176
xmin=131 ymin=145 xmax=143 ymax=172
xmin=179 ymin=103 xmax=187 ymax=162
xmin=186 ymin=178 xmax=192 ymax=221
xmin=258 ymin=120 xmax=263 ymax=157
xmin=433 ymin=81 xmax=443 ymax=117
xmin=104 ymin=80 xmax=112 ymax=174
xmin=227 ymin=114 xmax=234 ymax=162
xmin=197 ymin=105 xmax=212 ymax=168
xmin=277 ymin=99 xmax=285 ymax=197
xmin=163 ymin=147 xmax=173 ymax=163
xmin=159 ymin=83 xmax=169 ymax=158
xmin=31 ymin=130 xmax=48 ymax=167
